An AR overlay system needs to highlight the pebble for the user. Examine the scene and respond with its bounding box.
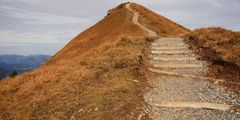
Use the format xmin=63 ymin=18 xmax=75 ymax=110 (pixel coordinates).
xmin=133 ymin=80 xmax=139 ymax=83
xmin=78 ymin=109 xmax=84 ymax=113
xmin=94 ymin=107 xmax=99 ymax=111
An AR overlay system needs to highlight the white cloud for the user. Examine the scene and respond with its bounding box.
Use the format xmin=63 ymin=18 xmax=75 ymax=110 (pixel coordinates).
xmin=0 ymin=0 xmax=240 ymax=55
xmin=18 ymin=0 xmax=43 ymax=4
xmin=2 ymin=5 xmax=91 ymax=25
xmin=0 ymin=30 xmax=69 ymax=44
xmin=14 ymin=11 xmax=91 ymax=25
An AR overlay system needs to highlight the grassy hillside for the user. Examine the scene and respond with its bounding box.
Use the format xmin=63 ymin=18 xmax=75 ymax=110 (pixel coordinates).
xmin=183 ymin=27 xmax=240 ymax=85
xmin=0 ymin=2 xmax=189 ymax=119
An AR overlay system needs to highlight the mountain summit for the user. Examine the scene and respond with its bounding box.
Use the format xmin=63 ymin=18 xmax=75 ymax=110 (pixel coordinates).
xmin=0 ymin=2 xmax=189 ymax=119
xmin=48 ymin=3 xmax=189 ymax=63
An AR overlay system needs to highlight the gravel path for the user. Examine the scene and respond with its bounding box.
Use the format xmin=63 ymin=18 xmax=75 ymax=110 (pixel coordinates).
xmin=145 ymin=38 xmax=240 ymax=120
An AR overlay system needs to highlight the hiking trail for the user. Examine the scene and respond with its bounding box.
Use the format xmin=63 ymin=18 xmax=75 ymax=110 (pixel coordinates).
xmin=126 ymin=3 xmax=240 ymax=119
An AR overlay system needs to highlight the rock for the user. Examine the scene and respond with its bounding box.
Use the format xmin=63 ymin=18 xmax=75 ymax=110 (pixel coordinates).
xmin=70 ymin=116 xmax=75 ymax=120
xmin=78 ymin=109 xmax=84 ymax=113
xmin=214 ymin=80 xmax=219 ymax=84
xmin=94 ymin=107 xmax=99 ymax=111
xmin=133 ymin=80 xmax=139 ymax=83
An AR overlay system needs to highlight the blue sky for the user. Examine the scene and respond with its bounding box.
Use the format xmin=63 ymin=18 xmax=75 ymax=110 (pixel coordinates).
xmin=0 ymin=0 xmax=239 ymax=55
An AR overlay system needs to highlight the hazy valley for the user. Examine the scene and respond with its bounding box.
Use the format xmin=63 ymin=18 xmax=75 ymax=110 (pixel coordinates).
xmin=0 ymin=54 xmax=50 ymax=79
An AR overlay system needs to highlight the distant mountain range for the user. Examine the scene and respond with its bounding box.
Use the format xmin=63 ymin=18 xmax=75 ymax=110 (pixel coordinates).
xmin=0 ymin=54 xmax=51 ymax=79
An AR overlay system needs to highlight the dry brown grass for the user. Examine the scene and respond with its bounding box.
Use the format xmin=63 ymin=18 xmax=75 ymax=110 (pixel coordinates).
xmin=0 ymin=2 xmax=188 ymax=119
xmin=183 ymin=27 xmax=240 ymax=86
xmin=0 ymin=37 xmax=149 ymax=120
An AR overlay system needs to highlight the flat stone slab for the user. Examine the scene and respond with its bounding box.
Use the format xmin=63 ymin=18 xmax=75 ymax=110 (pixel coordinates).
xmin=153 ymin=102 xmax=233 ymax=111
xmin=151 ymin=50 xmax=190 ymax=54
xmin=153 ymin=57 xmax=196 ymax=61
xmin=153 ymin=63 xmax=203 ymax=68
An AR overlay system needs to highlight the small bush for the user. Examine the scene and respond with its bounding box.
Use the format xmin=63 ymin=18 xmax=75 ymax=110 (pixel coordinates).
xmin=101 ymin=97 xmax=114 ymax=110
xmin=111 ymin=60 xmax=124 ymax=69
xmin=145 ymin=37 xmax=154 ymax=42
xmin=10 ymin=70 xmax=18 ymax=77
xmin=117 ymin=38 xmax=133 ymax=46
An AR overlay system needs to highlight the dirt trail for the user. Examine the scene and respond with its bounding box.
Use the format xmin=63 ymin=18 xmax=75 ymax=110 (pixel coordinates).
xmin=126 ymin=4 xmax=158 ymax=38
xmin=126 ymin=3 xmax=240 ymax=119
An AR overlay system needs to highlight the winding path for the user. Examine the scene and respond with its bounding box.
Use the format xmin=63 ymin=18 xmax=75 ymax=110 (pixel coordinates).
xmin=126 ymin=4 xmax=158 ymax=38
xmin=126 ymin=3 xmax=239 ymax=119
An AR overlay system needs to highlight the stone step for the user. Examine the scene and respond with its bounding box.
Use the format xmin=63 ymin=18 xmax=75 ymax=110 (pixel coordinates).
xmin=151 ymin=42 xmax=185 ymax=45
xmin=150 ymin=59 xmax=201 ymax=65
xmin=151 ymin=46 xmax=188 ymax=50
xmin=149 ymin=67 xmax=207 ymax=75
xmin=153 ymin=63 xmax=203 ymax=68
xmin=151 ymin=50 xmax=190 ymax=54
xmin=154 ymin=40 xmax=183 ymax=44
xmin=169 ymin=68 xmax=207 ymax=74
xmin=151 ymin=43 xmax=188 ymax=47
xmin=153 ymin=57 xmax=196 ymax=61
xmin=152 ymin=102 xmax=233 ymax=111
xmin=151 ymin=48 xmax=189 ymax=51
xmin=154 ymin=38 xmax=183 ymax=43
xmin=151 ymin=54 xmax=197 ymax=58
xmin=155 ymin=38 xmax=183 ymax=41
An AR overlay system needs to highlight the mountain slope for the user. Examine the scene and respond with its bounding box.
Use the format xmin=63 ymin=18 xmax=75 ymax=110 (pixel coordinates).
xmin=0 ymin=2 xmax=189 ymax=119
xmin=48 ymin=3 xmax=147 ymax=63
